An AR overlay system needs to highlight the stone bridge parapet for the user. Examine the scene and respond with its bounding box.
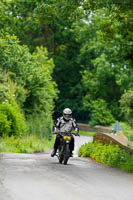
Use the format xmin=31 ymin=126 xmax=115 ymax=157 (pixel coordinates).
xmin=78 ymin=123 xmax=133 ymax=153
xmin=93 ymin=132 xmax=133 ymax=154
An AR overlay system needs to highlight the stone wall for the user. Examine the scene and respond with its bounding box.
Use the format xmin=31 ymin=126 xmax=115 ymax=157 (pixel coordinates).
xmin=78 ymin=123 xmax=133 ymax=153
xmin=93 ymin=132 xmax=133 ymax=153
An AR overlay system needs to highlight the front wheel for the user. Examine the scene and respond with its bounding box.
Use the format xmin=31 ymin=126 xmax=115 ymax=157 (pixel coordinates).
xmin=59 ymin=154 xmax=63 ymax=164
xmin=58 ymin=147 xmax=63 ymax=164
xmin=64 ymin=143 xmax=70 ymax=165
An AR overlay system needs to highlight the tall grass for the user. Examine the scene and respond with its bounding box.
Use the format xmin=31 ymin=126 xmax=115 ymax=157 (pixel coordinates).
xmin=27 ymin=114 xmax=53 ymax=140
xmin=119 ymin=122 xmax=133 ymax=141
xmin=0 ymin=135 xmax=54 ymax=153
xmin=110 ymin=122 xmax=133 ymax=141
xmin=0 ymin=113 xmax=55 ymax=153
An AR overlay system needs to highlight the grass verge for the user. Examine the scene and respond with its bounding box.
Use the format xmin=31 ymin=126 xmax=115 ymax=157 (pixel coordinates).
xmin=79 ymin=131 xmax=95 ymax=137
xmin=119 ymin=122 xmax=133 ymax=141
xmin=78 ymin=141 xmax=133 ymax=173
xmin=0 ymin=135 xmax=54 ymax=153
xmin=109 ymin=122 xmax=133 ymax=141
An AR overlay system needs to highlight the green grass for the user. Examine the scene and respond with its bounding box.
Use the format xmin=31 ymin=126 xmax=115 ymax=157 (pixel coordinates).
xmin=110 ymin=122 xmax=133 ymax=141
xmin=0 ymin=135 xmax=54 ymax=153
xmin=79 ymin=130 xmax=96 ymax=136
xmin=119 ymin=122 xmax=133 ymax=141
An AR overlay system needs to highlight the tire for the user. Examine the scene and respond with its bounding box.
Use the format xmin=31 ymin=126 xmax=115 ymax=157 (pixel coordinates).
xmin=59 ymin=154 xmax=63 ymax=164
xmin=58 ymin=146 xmax=63 ymax=164
xmin=64 ymin=144 xmax=70 ymax=165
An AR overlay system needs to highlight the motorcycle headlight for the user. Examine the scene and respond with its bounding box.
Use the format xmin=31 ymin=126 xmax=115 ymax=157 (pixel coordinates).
xmin=63 ymin=136 xmax=71 ymax=140
xmin=67 ymin=136 xmax=71 ymax=140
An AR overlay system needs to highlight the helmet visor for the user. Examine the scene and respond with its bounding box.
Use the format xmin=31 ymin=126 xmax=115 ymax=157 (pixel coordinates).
xmin=64 ymin=114 xmax=71 ymax=120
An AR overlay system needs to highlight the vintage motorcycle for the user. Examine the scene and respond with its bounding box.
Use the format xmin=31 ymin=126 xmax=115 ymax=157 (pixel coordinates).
xmin=56 ymin=132 xmax=79 ymax=165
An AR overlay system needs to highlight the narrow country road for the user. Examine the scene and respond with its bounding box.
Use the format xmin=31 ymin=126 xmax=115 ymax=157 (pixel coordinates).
xmin=0 ymin=136 xmax=133 ymax=200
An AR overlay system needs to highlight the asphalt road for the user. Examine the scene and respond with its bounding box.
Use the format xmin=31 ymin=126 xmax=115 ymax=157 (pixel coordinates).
xmin=0 ymin=136 xmax=133 ymax=200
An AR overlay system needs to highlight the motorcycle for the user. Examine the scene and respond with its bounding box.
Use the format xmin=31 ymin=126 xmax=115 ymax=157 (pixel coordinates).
xmin=56 ymin=132 xmax=79 ymax=165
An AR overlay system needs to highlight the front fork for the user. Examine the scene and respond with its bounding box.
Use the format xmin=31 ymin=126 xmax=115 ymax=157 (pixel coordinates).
xmin=57 ymin=138 xmax=71 ymax=157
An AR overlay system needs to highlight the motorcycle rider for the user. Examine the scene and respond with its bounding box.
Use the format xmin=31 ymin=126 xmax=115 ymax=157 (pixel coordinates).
xmin=51 ymin=108 xmax=79 ymax=157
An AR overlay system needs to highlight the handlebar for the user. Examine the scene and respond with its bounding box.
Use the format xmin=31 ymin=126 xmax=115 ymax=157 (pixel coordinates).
xmin=73 ymin=132 xmax=80 ymax=137
xmin=53 ymin=131 xmax=80 ymax=137
xmin=58 ymin=132 xmax=80 ymax=137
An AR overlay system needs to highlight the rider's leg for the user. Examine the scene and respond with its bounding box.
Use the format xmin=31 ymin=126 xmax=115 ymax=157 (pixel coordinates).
xmin=51 ymin=134 xmax=61 ymax=157
xmin=69 ymin=136 xmax=74 ymax=156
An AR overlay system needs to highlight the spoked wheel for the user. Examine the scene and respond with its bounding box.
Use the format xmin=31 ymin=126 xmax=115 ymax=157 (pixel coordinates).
xmin=64 ymin=144 xmax=70 ymax=165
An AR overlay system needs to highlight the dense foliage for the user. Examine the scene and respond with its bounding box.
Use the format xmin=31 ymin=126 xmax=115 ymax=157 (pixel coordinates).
xmin=0 ymin=34 xmax=57 ymax=138
xmin=89 ymin=99 xmax=115 ymax=125
xmin=0 ymin=0 xmax=133 ymax=131
xmin=120 ymin=90 xmax=133 ymax=127
xmin=78 ymin=141 xmax=133 ymax=173
xmin=0 ymin=102 xmax=27 ymax=137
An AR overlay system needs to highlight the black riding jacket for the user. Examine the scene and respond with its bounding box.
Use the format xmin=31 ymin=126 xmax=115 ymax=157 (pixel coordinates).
xmin=53 ymin=116 xmax=79 ymax=134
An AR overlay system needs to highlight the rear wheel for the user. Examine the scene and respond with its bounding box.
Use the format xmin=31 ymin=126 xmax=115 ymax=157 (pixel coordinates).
xmin=64 ymin=144 xmax=70 ymax=165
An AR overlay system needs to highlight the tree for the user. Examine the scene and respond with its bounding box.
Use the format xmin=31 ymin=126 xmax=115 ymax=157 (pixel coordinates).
xmin=0 ymin=0 xmax=86 ymax=120
xmin=0 ymin=34 xmax=58 ymax=137
xmin=73 ymin=1 xmax=133 ymax=120
xmin=1 ymin=0 xmax=133 ymax=124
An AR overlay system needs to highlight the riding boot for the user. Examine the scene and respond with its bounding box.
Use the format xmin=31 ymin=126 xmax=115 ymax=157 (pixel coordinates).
xmin=51 ymin=149 xmax=57 ymax=157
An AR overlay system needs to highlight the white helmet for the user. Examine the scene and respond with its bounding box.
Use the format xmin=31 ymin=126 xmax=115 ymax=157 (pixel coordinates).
xmin=63 ymin=108 xmax=72 ymax=120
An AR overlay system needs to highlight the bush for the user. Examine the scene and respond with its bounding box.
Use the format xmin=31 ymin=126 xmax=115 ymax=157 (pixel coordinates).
xmin=78 ymin=141 xmax=133 ymax=173
xmin=0 ymin=72 xmax=28 ymax=109
xmin=0 ymin=102 xmax=28 ymax=137
xmin=120 ymin=89 xmax=133 ymax=127
xmin=116 ymin=122 xmax=133 ymax=141
xmin=0 ymin=112 xmax=11 ymax=137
